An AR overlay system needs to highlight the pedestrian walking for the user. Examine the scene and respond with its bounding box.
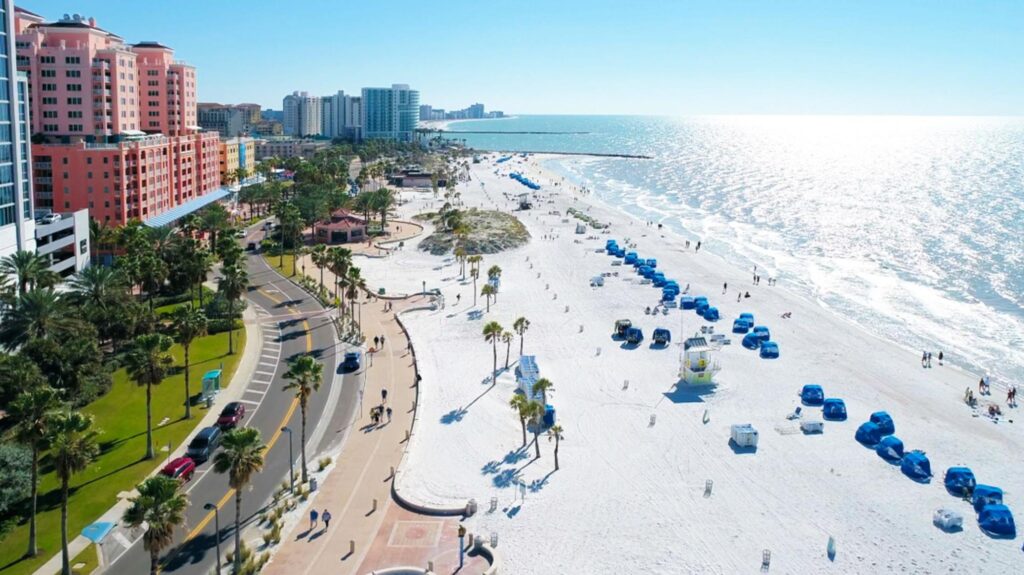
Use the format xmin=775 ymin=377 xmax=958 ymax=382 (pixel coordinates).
xmin=374 ymin=336 xmax=380 ymax=348
xmin=322 ymin=509 xmax=332 ymax=529
xmin=722 ymin=282 xmax=728 ymax=294
xmin=696 ymin=241 xmax=701 ymax=252
xmin=309 ymin=508 xmax=319 ymax=531
xmin=938 ymin=351 xmax=944 ymax=365
xmin=382 ymin=388 xmax=388 ymax=403
xmin=921 ymin=351 xmax=927 ymax=368
xmin=386 ymin=406 xmax=393 ymax=422
xmin=380 ymin=334 xmax=386 ymax=346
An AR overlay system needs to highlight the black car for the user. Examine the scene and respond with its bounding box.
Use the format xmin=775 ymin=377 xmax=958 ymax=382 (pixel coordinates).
xmin=186 ymin=426 xmax=222 ymax=463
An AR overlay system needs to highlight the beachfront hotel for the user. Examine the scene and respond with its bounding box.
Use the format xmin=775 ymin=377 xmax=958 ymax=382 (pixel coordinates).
xmin=361 ymin=83 xmax=419 ymax=142
xmin=282 ymin=90 xmax=321 ymax=137
xmin=13 ymin=6 xmax=222 ymax=225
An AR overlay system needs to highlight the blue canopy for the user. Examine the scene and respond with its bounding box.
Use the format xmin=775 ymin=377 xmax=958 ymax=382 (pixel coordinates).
xmin=624 ymin=252 xmax=639 ymax=264
xmin=855 ymin=421 xmax=882 ymax=445
xmin=732 ymin=319 xmax=751 ymax=334
xmin=900 ymin=450 xmax=932 ymax=481
xmin=661 ymin=291 xmax=676 ymax=302
xmin=646 ymin=259 xmax=657 ymax=268
xmin=625 ymin=327 xmax=644 ymax=344
xmin=752 ymin=326 xmax=770 ymax=341
xmin=695 ymin=299 xmax=710 ymax=314
xmin=870 ymin=411 xmax=895 ymax=435
xmin=653 ymin=328 xmax=671 ymax=344
xmin=605 ymin=239 xmax=618 ymax=247
xmin=801 ymin=384 xmax=825 ymax=406
xmin=680 ymin=296 xmax=696 ymax=309
xmin=703 ymin=307 xmax=720 ymax=321
xmin=739 ymin=312 xmax=754 ymax=322
xmin=81 ymin=521 xmax=115 ymax=543
xmin=760 ymin=341 xmax=780 ymax=358
xmin=973 ymin=485 xmax=1003 ymax=512
xmin=742 ymin=332 xmax=762 ymax=349
xmin=822 ymin=398 xmax=847 ymax=421
xmin=978 ymin=504 xmax=1016 ymax=538
xmin=944 ymin=467 xmax=976 ymax=496
xmin=876 ymin=435 xmax=905 ymax=462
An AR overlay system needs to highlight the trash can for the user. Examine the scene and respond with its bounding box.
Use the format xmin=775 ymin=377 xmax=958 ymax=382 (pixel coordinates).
xmin=378 ymin=287 xmax=386 ymax=295
xmin=309 ymin=477 xmax=318 ymax=492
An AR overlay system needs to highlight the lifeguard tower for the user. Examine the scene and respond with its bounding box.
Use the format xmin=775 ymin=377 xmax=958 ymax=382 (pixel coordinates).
xmin=518 ymin=193 xmax=532 ymax=210
xmin=679 ymin=336 xmax=720 ymax=385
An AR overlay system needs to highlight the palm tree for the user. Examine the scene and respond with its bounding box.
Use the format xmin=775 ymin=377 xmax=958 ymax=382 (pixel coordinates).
xmin=310 ymin=244 xmax=328 ymax=293
xmin=486 ymin=265 xmax=502 ymax=302
xmin=125 ymin=333 xmax=174 ymax=460
xmin=172 ymin=304 xmax=208 ymax=420
xmin=213 ymin=428 xmax=265 ymax=575
xmin=122 ymin=476 xmax=188 ymax=575
xmin=0 ymin=289 xmax=70 ymax=350
xmin=282 ymin=355 xmax=322 ymax=483
xmin=327 ymin=247 xmax=353 ymax=306
xmin=200 ymin=203 xmax=231 ymax=254
xmin=454 ymin=246 xmax=467 ymax=280
xmin=0 ymin=250 xmax=58 ymax=295
xmin=373 ymin=187 xmax=395 ymax=228
xmin=532 ymin=378 xmax=554 ymax=404
xmin=9 ymin=385 xmax=62 ymax=557
xmin=528 ymin=400 xmax=545 ymax=458
xmin=50 ymin=410 xmax=100 ymax=575
xmin=509 ymin=394 xmax=529 ymax=447
xmin=218 ymin=264 xmax=248 ymax=355
xmin=68 ymin=265 xmax=124 ymax=310
xmin=502 ymin=331 xmax=513 ymax=369
xmin=483 ymin=321 xmax=502 ymax=386
xmin=480 ymin=284 xmax=496 ymax=313
xmin=470 ymin=265 xmax=480 ymax=305
xmin=548 ymin=424 xmax=564 ymax=470
xmin=513 ymin=317 xmax=530 ymax=356
xmin=345 ymin=267 xmax=365 ymax=322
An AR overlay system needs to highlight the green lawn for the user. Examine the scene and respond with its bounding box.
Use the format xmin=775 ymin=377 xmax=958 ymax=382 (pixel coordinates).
xmin=0 ymin=329 xmax=246 ymax=575
xmin=263 ymin=253 xmax=298 ymax=279
xmin=58 ymin=544 xmax=97 ymax=575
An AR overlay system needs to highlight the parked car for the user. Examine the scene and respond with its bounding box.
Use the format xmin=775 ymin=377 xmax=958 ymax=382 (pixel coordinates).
xmin=235 ymin=229 xmax=247 ymax=238
xmin=159 ymin=456 xmax=197 ymax=482
xmin=36 ymin=213 xmax=61 ymax=224
xmin=246 ymin=241 xmax=257 ymax=251
xmin=341 ymin=351 xmax=361 ymax=372
xmin=217 ymin=402 xmax=246 ymax=429
xmin=186 ymin=426 xmax=222 ymax=463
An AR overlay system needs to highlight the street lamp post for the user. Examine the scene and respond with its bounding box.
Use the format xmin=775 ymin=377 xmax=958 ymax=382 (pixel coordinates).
xmin=204 ymin=503 xmax=222 ymax=575
xmin=281 ymin=426 xmax=294 ymax=492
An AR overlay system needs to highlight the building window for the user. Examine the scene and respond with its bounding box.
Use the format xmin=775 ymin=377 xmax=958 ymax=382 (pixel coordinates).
xmin=68 ymin=111 xmax=83 ymax=118
xmin=43 ymin=111 xmax=57 ymax=118
xmin=65 ymin=56 xmax=81 ymax=64
xmin=65 ymin=70 xmax=81 ymax=78
xmin=86 ymin=157 xmax=93 ymax=165
xmin=40 ymin=56 xmax=55 ymax=64
xmin=147 ymin=90 xmax=159 ymax=97
xmin=66 ymin=97 xmax=82 ymax=105
xmin=41 ymin=83 xmax=57 ymax=92
xmin=42 ymin=97 xmax=57 ymax=105
xmin=40 ymin=69 xmax=56 ymax=77
xmin=148 ymin=80 xmax=158 ymax=86
xmin=66 ymin=84 xmax=82 ymax=92
xmin=147 ymin=70 xmax=158 ymax=76
xmin=69 ymin=124 xmax=83 ymax=132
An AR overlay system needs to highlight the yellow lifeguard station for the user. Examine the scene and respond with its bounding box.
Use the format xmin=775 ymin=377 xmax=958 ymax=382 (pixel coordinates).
xmin=679 ymin=336 xmax=720 ymax=385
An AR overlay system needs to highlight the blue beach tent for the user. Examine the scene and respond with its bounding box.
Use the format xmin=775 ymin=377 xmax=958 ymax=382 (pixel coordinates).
xmin=759 ymin=341 xmax=780 ymax=359
xmin=742 ymin=332 xmax=762 ymax=349
xmin=661 ymin=291 xmax=676 ymax=303
xmin=978 ymin=504 xmax=1016 ymax=538
xmin=973 ymin=485 xmax=1004 ymax=512
xmin=613 ymin=247 xmax=626 ymax=257
xmin=625 ymin=327 xmax=644 ymax=345
xmin=680 ymin=296 xmax=696 ymax=310
xmin=752 ymin=326 xmax=770 ymax=341
xmin=855 ymin=421 xmax=883 ymax=446
xmin=732 ymin=319 xmax=751 ymax=334
xmin=625 ymin=252 xmax=639 ymax=265
xmin=870 ymin=411 xmax=895 ymax=435
xmin=944 ymin=467 xmax=977 ymax=496
xmin=703 ymin=307 xmax=720 ymax=321
xmin=900 ymin=450 xmax=932 ymax=481
xmin=801 ymin=384 xmax=825 ymax=406
xmin=653 ymin=328 xmax=671 ymax=345
xmin=876 ymin=435 xmax=905 ymax=462
xmin=543 ymin=405 xmax=556 ymax=427
xmin=638 ymin=265 xmax=653 ymax=278
xmin=646 ymin=259 xmax=657 ymax=268
xmin=605 ymin=239 xmax=618 ymax=248
xmin=694 ymin=297 xmax=710 ymax=314
xmin=740 ymin=312 xmax=754 ymax=323
xmin=822 ymin=398 xmax=847 ymax=421
xmin=653 ymin=274 xmax=667 ymax=287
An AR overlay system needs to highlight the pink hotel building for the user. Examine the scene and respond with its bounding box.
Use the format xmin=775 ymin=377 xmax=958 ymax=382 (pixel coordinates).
xmin=13 ymin=7 xmax=220 ymax=224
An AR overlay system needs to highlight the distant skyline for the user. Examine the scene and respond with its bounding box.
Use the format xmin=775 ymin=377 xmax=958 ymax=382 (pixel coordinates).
xmin=22 ymin=0 xmax=1024 ymax=116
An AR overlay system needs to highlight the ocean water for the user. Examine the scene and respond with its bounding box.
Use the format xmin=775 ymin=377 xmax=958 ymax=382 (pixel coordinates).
xmin=445 ymin=115 xmax=1024 ymax=384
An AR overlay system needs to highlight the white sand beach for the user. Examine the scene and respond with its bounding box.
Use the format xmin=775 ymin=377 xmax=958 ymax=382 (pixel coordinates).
xmin=357 ymin=153 xmax=1022 ymax=574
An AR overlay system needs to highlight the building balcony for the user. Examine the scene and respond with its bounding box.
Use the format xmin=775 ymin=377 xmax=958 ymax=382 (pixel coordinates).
xmin=35 ymin=162 xmax=52 ymax=170
xmin=92 ymin=89 xmax=111 ymax=96
xmin=35 ymin=177 xmax=53 ymax=184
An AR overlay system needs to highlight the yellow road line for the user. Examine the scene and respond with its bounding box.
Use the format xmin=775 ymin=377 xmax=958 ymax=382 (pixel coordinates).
xmin=183 ymin=311 xmax=313 ymax=541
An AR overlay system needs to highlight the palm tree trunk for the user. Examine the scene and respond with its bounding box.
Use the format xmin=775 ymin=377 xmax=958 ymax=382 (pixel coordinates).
xmin=505 ymin=341 xmax=510 ymax=369
xmin=520 ymin=418 xmax=526 ymax=446
xmin=150 ymin=548 xmax=159 ymax=575
xmin=319 ymin=267 xmax=324 ymax=292
xmin=184 ymin=345 xmax=192 ymax=419
xmin=61 ymin=478 xmax=70 ymax=575
xmin=554 ymin=438 xmax=560 ymax=470
xmin=472 ymin=279 xmax=477 ymax=304
xmin=198 ymin=280 xmax=205 ymax=308
xmin=146 ymin=382 xmax=154 ymax=459
xmin=300 ymin=399 xmax=308 ymax=484
xmin=534 ymin=429 xmax=541 ymax=458
xmin=27 ymin=446 xmax=38 ymax=557
xmin=233 ymin=491 xmax=242 ymax=573
xmin=519 ymin=335 xmax=524 ymax=357
xmin=492 ymin=341 xmax=497 ymax=385
xmin=227 ymin=300 xmax=235 ymax=355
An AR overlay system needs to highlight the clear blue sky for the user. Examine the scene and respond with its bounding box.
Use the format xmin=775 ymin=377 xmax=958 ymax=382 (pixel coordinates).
xmin=23 ymin=0 xmax=1024 ymax=115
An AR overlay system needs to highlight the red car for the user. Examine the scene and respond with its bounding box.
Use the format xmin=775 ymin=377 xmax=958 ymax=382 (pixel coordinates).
xmin=160 ymin=456 xmax=196 ymax=482
xmin=217 ymin=401 xmax=246 ymax=429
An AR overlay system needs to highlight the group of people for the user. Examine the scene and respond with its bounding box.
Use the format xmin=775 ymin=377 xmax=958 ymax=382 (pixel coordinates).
xmin=308 ymin=508 xmax=332 ymax=533
xmin=964 ymin=376 xmax=1017 ymax=413
xmin=920 ymin=350 xmax=943 ymax=368
xmin=370 ymin=388 xmax=392 ymax=426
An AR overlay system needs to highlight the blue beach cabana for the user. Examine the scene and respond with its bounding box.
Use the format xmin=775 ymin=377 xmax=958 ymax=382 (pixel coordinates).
xmin=876 ymin=435 xmax=905 ymax=462
xmin=973 ymin=485 xmax=1003 ymax=512
xmin=624 ymin=252 xmax=639 ymax=265
xmin=800 ymin=384 xmax=825 ymax=406
xmin=978 ymin=504 xmax=1016 ymax=538
xmin=646 ymin=258 xmax=657 ymax=268
xmin=732 ymin=319 xmax=751 ymax=334
xmin=739 ymin=312 xmax=754 ymax=323
xmin=900 ymin=450 xmax=932 ymax=481
xmin=653 ymin=328 xmax=671 ymax=346
xmin=870 ymin=411 xmax=895 ymax=435
xmin=855 ymin=421 xmax=882 ymax=446
xmin=752 ymin=326 xmax=770 ymax=342
xmin=759 ymin=341 xmax=780 ymax=358
xmin=694 ymin=297 xmax=710 ymax=314
xmin=822 ymin=398 xmax=847 ymax=421
xmin=742 ymin=332 xmax=762 ymax=349
xmin=680 ymin=296 xmax=696 ymax=310
xmin=625 ymin=327 xmax=644 ymax=345
xmin=703 ymin=307 xmax=720 ymax=321
xmin=944 ymin=467 xmax=976 ymax=496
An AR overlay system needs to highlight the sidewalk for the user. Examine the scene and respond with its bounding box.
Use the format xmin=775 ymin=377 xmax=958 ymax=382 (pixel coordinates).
xmin=265 ymin=294 xmax=482 ymax=574
xmin=33 ymin=306 xmax=264 ymax=575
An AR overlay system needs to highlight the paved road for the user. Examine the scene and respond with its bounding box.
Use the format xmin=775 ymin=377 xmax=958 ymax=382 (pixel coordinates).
xmin=107 ymin=232 xmax=361 ymax=575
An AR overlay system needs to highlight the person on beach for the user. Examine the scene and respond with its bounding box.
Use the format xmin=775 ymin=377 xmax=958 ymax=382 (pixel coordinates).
xmin=456 ymin=294 xmax=461 ymax=304
xmin=696 ymin=241 xmax=702 ymax=252
xmin=381 ymin=334 xmax=386 ymax=346
xmin=921 ymin=351 xmax=927 ymax=368
xmin=737 ymin=293 xmax=742 ymax=302
xmin=386 ymin=406 xmax=393 ymax=422
xmin=723 ymin=282 xmax=728 ymax=294
xmin=685 ymin=240 xmax=690 ymax=249
xmin=382 ymin=388 xmax=388 ymax=403
xmin=374 ymin=336 xmax=380 ymax=348
xmin=309 ymin=508 xmax=319 ymax=531
xmin=322 ymin=509 xmax=331 ymax=529
xmin=938 ymin=351 xmax=944 ymax=365
xmin=744 ymin=291 xmax=751 ymax=298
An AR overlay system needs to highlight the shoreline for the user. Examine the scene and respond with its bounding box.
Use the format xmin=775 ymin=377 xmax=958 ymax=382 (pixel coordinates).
xmin=358 ymin=152 xmax=1021 ymax=574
